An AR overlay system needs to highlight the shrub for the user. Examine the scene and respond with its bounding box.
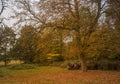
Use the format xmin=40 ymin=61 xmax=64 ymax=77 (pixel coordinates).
xmin=67 ymin=62 xmax=81 ymax=70
xmin=87 ymin=60 xmax=120 ymax=70
xmin=8 ymin=64 xmax=37 ymax=70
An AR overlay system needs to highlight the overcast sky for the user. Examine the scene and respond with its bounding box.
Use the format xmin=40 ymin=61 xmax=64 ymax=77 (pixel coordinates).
xmin=0 ymin=0 xmax=40 ymax=28
xmin=0 ymin=0 xmax=15 ymax=27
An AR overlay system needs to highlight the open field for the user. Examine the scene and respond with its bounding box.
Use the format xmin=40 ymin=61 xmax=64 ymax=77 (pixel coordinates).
xmin=0 ymin=65 xmax=120 ymax=84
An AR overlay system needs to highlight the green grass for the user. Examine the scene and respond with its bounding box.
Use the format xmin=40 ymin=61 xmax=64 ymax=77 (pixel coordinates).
xmin=0 ymin=64 xmax=68 ymax=84
xmin=0 ymin=64 xmax=34 ymax=77
xmin=0 ymin=64 xmax=65 ymax=77
xmin=0 ymin=66 xmax=13 ymax=77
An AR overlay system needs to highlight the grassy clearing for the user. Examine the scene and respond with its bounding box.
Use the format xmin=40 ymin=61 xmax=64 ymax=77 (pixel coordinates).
xmin=0 ymin=64 xmax=120 ymax=84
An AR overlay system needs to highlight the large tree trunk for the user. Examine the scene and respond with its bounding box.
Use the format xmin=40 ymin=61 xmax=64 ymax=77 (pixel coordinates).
xmin=75 ymin=31 xmax=87 ymax=72
xmin=80 ymin=53 xmax=87 ymax=72
xmin=81 ymin=60 xmax=87 ymax=72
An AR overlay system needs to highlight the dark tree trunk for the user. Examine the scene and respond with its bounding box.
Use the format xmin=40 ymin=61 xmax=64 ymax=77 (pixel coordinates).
xmin=4 ymin=58 xmax=7 ymax=66
xmin=80 ymin=53 xmax=87 ymax=72
xmin=75 ymin=31 xmax=87 ymax=72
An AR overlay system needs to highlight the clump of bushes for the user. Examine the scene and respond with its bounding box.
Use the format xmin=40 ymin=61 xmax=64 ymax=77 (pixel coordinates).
xmin=67 ymin=62 xmax=81 ymax=70
xmin=9 ymin=64 xmax=37 ymax=70
xmin=59 ymin=60 xmax=81 ymax=70
xmin=60 ymin=59 xmax=120 ymax=71
xmin=87 ymin=60 xmax=120 ymax=70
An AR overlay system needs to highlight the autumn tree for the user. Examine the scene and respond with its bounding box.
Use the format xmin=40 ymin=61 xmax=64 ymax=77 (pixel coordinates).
xmin=47 ymin=0 xmax=106 ymax=71
xmin=104 ymin=0 xmax=120 ymax=60
xmin=34 ymin=28 xmax=65 ymax=63
xmin=14 ymin=26 xmax=37 ymax=63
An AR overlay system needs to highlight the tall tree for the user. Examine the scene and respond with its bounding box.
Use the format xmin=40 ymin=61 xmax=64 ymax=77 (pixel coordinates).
xmin=47 ymin=0 xmax=105 ymax=71
xmin=34 ymin=28 xmax=64 ymax=63
xmin=104 ymin=0 xmax=120 ymax=60
xmin=0 ymin=26 xmax=15 ymax=66
xmin=14 ymin=26 xmax=37 ymax=63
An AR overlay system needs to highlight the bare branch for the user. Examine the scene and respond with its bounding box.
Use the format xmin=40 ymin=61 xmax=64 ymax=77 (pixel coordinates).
xmin=0 ymin=0 xmax=5 ymax=24
xmin=87 ymin=0 xmax=103 ymax=36
xmin=0 ymin=0 xmax=4 ymax=15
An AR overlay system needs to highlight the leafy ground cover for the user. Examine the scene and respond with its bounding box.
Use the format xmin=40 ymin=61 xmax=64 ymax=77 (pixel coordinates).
xmin=0 ymin=64 xmax=120 ymax=84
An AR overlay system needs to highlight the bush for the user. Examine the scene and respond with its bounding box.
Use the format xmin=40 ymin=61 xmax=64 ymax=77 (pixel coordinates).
xmin=60 ymin=62 xmax=68 ymax=68
xmin=67 ymin=62 xmax=81 ymax=70
xmin=60 ymin=60 xmax=81 ymax=70
xmin=87 ymin=60 xmax=120 ymax=70
xmin=8 ymin=64 xmax=37 ymax=70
